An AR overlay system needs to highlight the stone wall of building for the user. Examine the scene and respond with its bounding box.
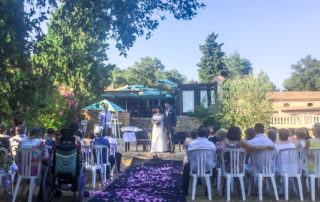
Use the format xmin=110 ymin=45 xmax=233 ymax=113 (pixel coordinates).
xmin=130 ymin=116 xmax=203 ymax=133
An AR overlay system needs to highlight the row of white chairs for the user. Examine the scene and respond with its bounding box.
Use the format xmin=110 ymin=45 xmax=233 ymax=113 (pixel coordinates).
xmin=0 ymin=144 xmax=116 ymax=202
xmin=188 ymin=148 xmax=320 ymax=201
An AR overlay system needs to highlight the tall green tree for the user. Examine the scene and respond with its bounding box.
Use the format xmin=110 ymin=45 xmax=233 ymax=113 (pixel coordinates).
xmin=1 ymin=0 xmax=205 ymax=126
xmin=218 ymin=73 xmax=275 ymax=131
xmin=225 ymin=51 xmax=253 ymax=77
xmin=197 ymin=32 xmax=228 ymax=83
xmin=112 ymin=57 xmax=186 ymax=94
xmin=283 ymin=55 xmax=320 ymax=91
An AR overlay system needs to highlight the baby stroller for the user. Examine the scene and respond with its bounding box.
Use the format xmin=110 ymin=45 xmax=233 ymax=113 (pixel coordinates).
xmin=42 ymin=128 xmax=87 ymax=202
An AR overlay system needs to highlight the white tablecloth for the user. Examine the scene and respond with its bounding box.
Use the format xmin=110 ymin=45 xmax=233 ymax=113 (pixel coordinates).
xmin=123 ymin=132 xmax=136 ymax=142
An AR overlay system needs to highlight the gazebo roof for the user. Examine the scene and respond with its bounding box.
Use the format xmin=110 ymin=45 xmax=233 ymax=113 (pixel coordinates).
xmin=82 ymin=99 xmax=125 ymax=111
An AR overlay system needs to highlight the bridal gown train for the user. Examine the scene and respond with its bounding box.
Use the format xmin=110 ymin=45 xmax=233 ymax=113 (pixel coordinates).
xmin=151 ymin=115 xmax=167 ymax=152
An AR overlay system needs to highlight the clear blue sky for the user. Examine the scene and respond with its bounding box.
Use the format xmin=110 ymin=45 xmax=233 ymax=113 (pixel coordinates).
xmin=107 ymin=0 xmax=320 ymax=89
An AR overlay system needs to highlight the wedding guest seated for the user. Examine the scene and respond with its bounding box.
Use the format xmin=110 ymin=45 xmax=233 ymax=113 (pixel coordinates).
xmin=8 ymin=116 xmax=23 ymax=137
xmin=0 ymin=123 xmax=14 ymax=195
xmin=302 ymin=127 xmax=312 ymax=140
xmin=84 ymin=131 xmax=95 ymax=145
xmin=217 ymin=126 xmax=273 ymax=164
xmin=19 ymin=127 xmax=49 ymax=161
xmin=275 ymin=129 xmax=296 ymax=172
xmin=0 ymin=124 xmax=11 ymax=153
xmin=92 ymin=126 xmax=115 ymax=179
xmin=104 ymin=128 xmax=122 ymax=173
xmin=245 ymin=127 xmax=255 ymax=141
xmin=10 ymin=125 xmax=27 ymax=159
xmin=68 ymin=122 xmax=83 ymax=145
xmin=183 ymin=129 xmax=198 ymax=168
xmin=182 ymin=126 xmax=216 ymax=196
xmin=45 ymin=128 xmax=56 ymax=147
xmin=267 ymin=128 xmax=277 ymax=143
xmin=214 ymin=129 xmax=227 ymax=145
xmin=246 ymin=123 xmax=274 ymax=174
xmin=305 ymin=122 xmax=320 ymax=150
xmin=288 ymin=128 xmax=301 ymax=148
xmin=295 ymin=128 xmax=306 ymax=148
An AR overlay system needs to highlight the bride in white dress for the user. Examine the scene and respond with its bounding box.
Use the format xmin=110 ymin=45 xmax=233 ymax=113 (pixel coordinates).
xmin=151 ymin=107 xmax=167 ymax=156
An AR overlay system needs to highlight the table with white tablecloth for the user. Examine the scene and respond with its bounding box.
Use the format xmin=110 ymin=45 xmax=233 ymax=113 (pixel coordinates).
xmin=121 ymin=126 xmax=142 ymax=151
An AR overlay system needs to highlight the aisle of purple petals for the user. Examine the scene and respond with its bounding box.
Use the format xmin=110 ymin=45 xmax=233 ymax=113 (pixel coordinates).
xmin=89 ymin=157 xmax=186 ymax=202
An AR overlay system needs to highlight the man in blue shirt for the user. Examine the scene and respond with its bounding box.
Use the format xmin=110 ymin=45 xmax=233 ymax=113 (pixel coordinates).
xmin=92 ymin=126 xmax=115 ymax=179
xmin=98 ymin=104 xmax=112 ymax=129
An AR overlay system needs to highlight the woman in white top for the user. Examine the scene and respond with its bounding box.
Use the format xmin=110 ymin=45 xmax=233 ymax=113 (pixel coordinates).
xmin=275 ymin=129 xmax=297 ymax=174
xmin=150 ymin=106 xmax=166 ymax=158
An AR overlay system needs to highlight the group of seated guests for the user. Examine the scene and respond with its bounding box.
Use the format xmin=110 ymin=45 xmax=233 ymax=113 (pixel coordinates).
xmin=0 ymin=118 xmax=122 ymax=195
xmin=181 ymin=122 xmax=320 ymax=196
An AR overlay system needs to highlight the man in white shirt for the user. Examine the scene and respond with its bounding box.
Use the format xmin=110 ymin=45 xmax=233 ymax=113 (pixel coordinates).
xmin=103 ymin=128 xmax=122 ymax=173
xmin=247 ymin=123 xmax=274 ymax=173
xmin=182 ymin=126 xmax=216 ymax=195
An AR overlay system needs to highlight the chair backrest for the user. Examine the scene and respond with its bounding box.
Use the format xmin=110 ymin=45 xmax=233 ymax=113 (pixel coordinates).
xmin=251 ymin=149 xmax=276 ymax=174
xmin=188 ymin=149 xmax=215 ymax=177
xmin=304 ymin=149 xmax=320 ymax=176
xmin=135 ymin=130 xmax=150 ymax=140
xmin=97 ymin=145 xmax=111 ymax=164
xmin=16 ymin=148 xmax=42 ymax=178
xmin=221 ymin=148 xmax=246 ymax=175
xmin=278 ymin=148 xmax=304 ymax=176
xmin=83 ymin=145 xmax=102 ymax=167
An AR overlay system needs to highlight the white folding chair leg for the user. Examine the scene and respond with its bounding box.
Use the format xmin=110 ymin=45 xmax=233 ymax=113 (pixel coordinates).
xmin=102 ymin=165 xmax=107 ymax=183
xmin=28 ymin=179 xmax=36 ymax=202
xmin=247 ymin=176 xmax=253 ymax=196
xmin=284 ymin=174 xmax=289 ymax=201
xmin=205 ymin=176 xmax=212 ymax=200
xmin=191 ymin=176 xmax=197 ymax=200
xmin=239 ymin=176 xmax=246 ymax=201
xmin=226 ymin=175 xmax=231 ymax=201
xmin=92 ymin=168 xmax=96 ymax=189
xmin=12 ymin=176 xmax=22 ymax=202
xmin=271 ymin=176 xmax=279 ymax=201
xmin=258 ymin=174 xmax=263 ymax=201
xmin=296 ymin=176 xmax=303 ymax=201
xmin=306 ymin=177 xmax=310 ymax=192
xmin=310 ymin=175 xmax=316 ymax=201
xmin=217 ymin=168 xmax=221 ymax=191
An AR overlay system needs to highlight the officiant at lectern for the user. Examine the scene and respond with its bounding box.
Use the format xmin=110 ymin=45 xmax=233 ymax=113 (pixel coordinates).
xmin=98 ymin=103 xmax=112 ymax=129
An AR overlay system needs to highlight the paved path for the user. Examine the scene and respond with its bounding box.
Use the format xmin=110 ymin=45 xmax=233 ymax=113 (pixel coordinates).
xmin=89 ymin=157 xmax=185 ymax=202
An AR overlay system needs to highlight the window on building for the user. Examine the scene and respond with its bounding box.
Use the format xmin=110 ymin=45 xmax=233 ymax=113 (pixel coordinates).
xmin=284 ymin=103 xmax=290 ymax=107
xmin=182 ymin=90 xmax=194 ymax=112
xmin=307 ymin=103 xmax=313 ymax=107
xmin=200 ymin=90 xmax=208 ymax=108
xmin=211 ymin=90 xmax=216 ymax=105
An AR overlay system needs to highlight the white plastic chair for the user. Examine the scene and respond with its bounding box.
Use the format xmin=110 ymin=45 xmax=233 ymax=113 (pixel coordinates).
xmin=248 ymin=149 xmax=278 ymax=201
xmin=277 ymin=148 xmax=304 ymax=201
xmin=97 ymin=145 xmax=111 ymax=183
xmin=83 ymin=145 xmax=103 ymax=188
xmin=0 ymin=148 xmax=15 ymax=195
xmin=188 ymin=149 xmax=215 ymax=200
xmin=12 ymin=148 xmax=42 ymax=202
xmin=220 ymin=148 xmax=246 ymax=201
xmin=304 ymin=149 xmax=320 ymax=201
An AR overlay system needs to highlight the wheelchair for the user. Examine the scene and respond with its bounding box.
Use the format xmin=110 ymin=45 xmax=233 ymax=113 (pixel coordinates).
xmin=42 ymin=128 xmax=87 ymax=202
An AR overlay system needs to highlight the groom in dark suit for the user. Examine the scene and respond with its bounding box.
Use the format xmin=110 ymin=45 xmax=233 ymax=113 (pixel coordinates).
xmin=164 ymin=102 xmax=177 ymax=153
